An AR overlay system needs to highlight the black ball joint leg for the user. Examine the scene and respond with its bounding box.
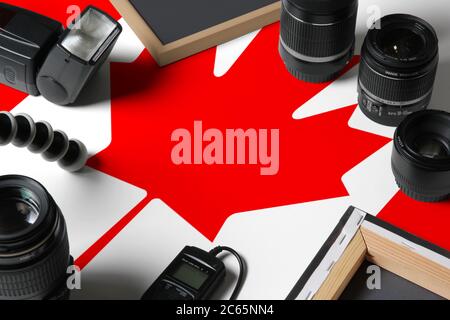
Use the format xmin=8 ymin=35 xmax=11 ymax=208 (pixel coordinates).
xmin=0 ymin=111 xmax=88 ymax=172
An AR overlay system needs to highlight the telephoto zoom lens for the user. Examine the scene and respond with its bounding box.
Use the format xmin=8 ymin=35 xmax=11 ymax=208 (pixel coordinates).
xmin=358 ymin=14 xmax=439 ymax=127
xmin=392 ymin=111 xmax=450 ymax=202
xmin=279 ymin=0 xmax=358 ymax=83
xmin=0 ymin=176 xmax=72 ymax=300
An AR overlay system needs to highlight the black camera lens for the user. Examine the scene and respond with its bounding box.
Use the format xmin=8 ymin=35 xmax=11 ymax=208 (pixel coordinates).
xmin=0 ymin=175 xmax=71 ymax=300
xmin=358 ymin=14 xmax=439 ymax=127
xmin=279 ymin=0 xmax=358 ymax=83
xmin=392 ymin=111 xmax=450 ymax=202
xmin=0 ymin=187 xmax=39 ymax=238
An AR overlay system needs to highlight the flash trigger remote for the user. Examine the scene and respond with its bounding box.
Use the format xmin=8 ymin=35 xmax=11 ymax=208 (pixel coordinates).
xmin=141 ymin=246 xmax=226 ymax=300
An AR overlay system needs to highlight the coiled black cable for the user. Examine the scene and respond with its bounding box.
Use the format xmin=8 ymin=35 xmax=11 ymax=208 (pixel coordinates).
xmin=209 ymin=246 xmax=246 ymax=300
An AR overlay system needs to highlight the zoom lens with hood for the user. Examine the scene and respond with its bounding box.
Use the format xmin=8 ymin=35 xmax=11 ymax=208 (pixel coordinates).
xmin=279 ymin=0 xmax=358 ymax=83
xmin=0 ymin=175 xmax=72 ymax=300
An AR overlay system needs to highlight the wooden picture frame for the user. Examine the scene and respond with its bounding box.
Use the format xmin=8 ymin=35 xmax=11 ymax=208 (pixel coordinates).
xmin=110 ymin=0 xmax=281 ymax=66
xmin=288 ymin=207 xmax=450 ymax=300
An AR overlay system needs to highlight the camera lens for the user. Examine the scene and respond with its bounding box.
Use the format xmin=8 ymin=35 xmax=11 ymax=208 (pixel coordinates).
xmin=0 ymin=175 xmax=71 ymax=300
xmin=392 ymin=110 xmax=450 ymax=202
xmin=0 ymin=188 xmax=39 ymax=237
xmin=279 ymin=0 xmax=358 ymax=83
xmin=358 ymin=14 xmax=439 ymax=127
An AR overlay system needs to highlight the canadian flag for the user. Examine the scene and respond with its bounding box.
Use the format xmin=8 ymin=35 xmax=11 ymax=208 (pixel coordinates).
xmin=0 ymin=0 xmax=448 ymax=300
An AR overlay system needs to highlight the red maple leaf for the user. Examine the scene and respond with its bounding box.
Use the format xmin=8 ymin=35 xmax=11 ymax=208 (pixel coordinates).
xmin=0 ymin=87 xmax=27 ymax=111
xmin=87 ymin=24 xmax=390 ymax=244
xmin=379 ymin=192 xmax=450 ymax=251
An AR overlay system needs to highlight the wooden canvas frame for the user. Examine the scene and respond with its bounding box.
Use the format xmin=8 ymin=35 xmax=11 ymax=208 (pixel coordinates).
xmin=110 ymin=0 xmax=281 ymax=66
xmin=288 ymin=207 xmax=450 ymax=300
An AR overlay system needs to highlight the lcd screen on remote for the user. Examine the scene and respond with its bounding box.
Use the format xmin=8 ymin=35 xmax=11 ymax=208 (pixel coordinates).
xmin=172 ymin=263 xmax=209 ymax=290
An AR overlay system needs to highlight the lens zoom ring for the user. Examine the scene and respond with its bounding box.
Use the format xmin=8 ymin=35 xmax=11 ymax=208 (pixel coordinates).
xmin=0 ymin=233 xmax=69 ymax=299
xmin=359 ymin=60 xmax=437 ymax=103
xmin=392 ymin=163 xmax=449 ymax=202
xmin=280 ymin=7 xmax=356 ymax=58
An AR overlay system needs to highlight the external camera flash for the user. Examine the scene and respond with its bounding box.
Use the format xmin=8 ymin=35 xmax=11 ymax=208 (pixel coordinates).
xmin=36 ymin=6 xmax=122 ymax=105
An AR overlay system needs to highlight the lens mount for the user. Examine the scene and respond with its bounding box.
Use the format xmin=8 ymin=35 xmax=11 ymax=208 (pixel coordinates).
xmin=392 ymin=110 xmax=450 ymax=202
xmin=358 ymin=14 xmax=439 ymax=126
xmin=0 ymin=175 xmax=71 ymax=300
xmin=279 ymin=0 xmax=358 ymax=83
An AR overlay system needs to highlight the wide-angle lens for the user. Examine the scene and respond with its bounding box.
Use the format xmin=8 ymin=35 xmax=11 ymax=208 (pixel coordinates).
xmin=358 ymin=14 xmax=439 ymax=127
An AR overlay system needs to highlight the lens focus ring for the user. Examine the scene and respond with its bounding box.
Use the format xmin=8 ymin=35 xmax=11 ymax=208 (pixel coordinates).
xmin=0 ymin=229 xmax=69 ymax=299
xmin=280 ymin=2 xmax=357 ymax=58
xmin=392 ymin=162 xmax=450 ymax=202
xmin=359 ymin=58 xmax=438 ymax=104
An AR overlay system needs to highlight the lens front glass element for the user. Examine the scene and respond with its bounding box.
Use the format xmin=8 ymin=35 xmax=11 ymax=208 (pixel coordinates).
xmin=0 ymin=187 xmax=40 ymax=237
xmin=414 ymin=135 xmax=450 ymax=159
xmin=61 ymin=8 xmax=117 ymax=62
xmin=379 ymin=28 xmax=425 ymax=59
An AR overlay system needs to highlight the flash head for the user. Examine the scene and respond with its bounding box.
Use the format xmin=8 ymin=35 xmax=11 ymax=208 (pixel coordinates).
xmin=61 ymin=8 xmax=119 ymax=62
xmin=37 ymin=6 xmax=122 ymax=105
